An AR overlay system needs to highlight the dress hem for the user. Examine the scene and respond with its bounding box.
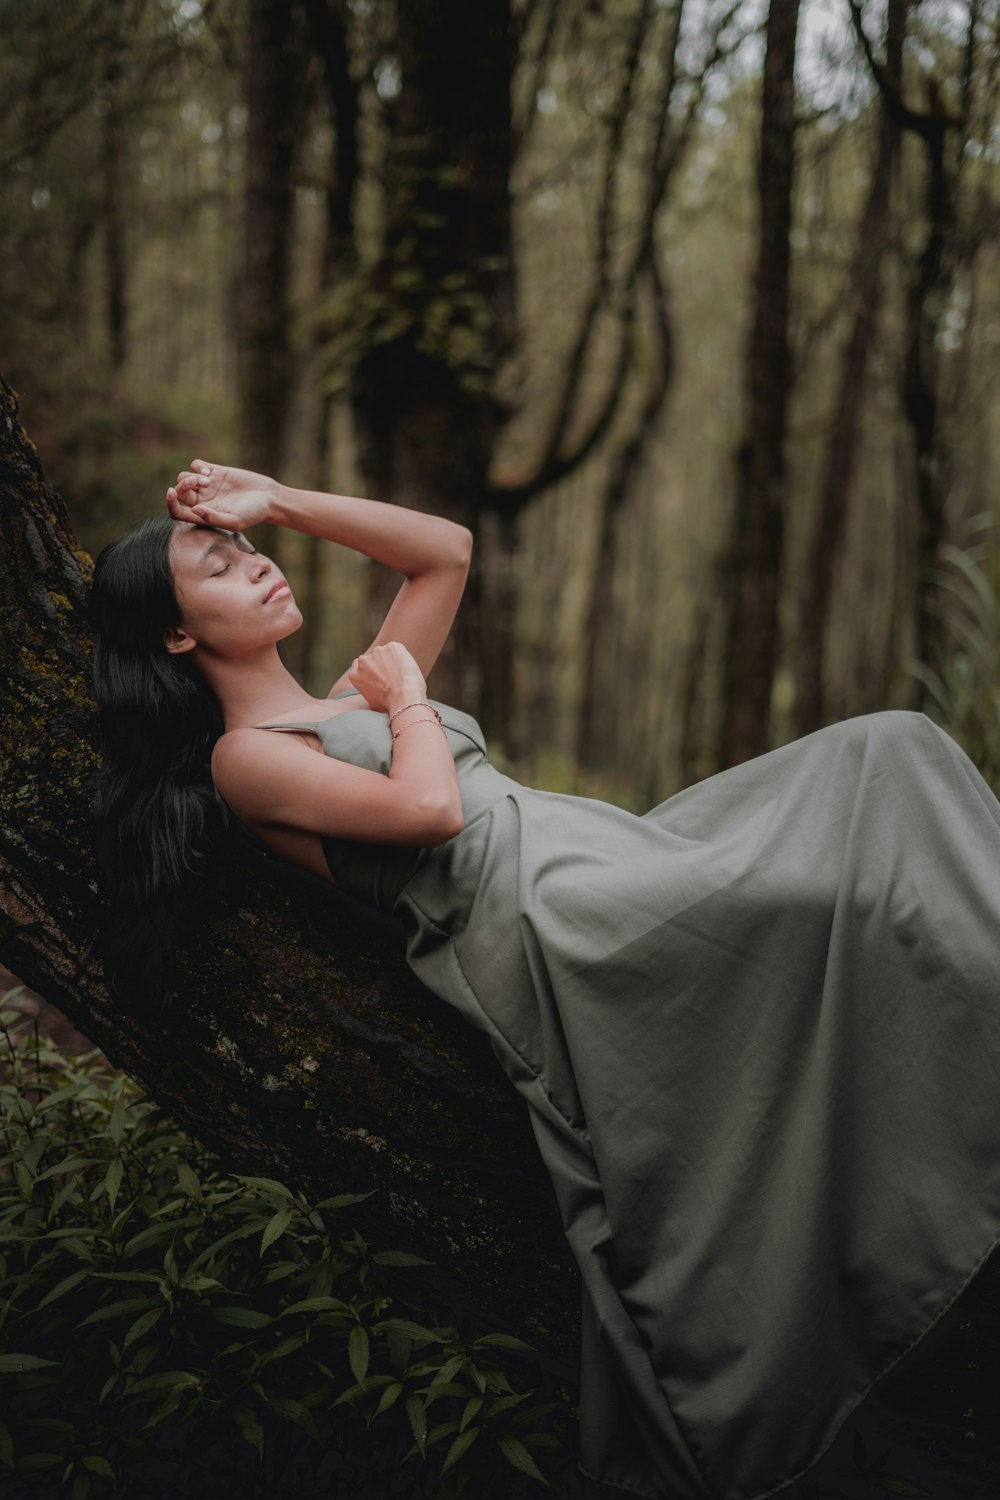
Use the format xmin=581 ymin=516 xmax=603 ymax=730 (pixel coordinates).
xmin=580 ymin=1221 xmax=1000 ymax=1500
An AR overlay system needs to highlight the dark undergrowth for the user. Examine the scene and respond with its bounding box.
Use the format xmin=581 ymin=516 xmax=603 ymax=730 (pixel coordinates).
xmin=0 ymin=994 xmax=580 ymax=1500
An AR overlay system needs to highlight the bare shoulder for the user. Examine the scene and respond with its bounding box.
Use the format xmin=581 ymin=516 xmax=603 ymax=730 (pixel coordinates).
xmin=212 ymin=727 xmax=310 ymax=811
xmin=211 ymin=724 xmax=367 ymax=837
xmin=213 ymin=724 xmax=282 ymax=764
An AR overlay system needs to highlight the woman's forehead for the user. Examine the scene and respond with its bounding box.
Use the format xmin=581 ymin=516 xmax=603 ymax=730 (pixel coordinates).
xmin=170 ymin=523 xmax=254 ymax=566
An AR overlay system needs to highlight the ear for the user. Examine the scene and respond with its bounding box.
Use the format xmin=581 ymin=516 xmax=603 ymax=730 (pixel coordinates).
xmin=164 ymin=624 xmax=197 ymax=655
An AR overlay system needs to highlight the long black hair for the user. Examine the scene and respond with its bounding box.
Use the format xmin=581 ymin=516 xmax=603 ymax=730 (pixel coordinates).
xmin=90 ymin=516 xmax=232 ymax=1013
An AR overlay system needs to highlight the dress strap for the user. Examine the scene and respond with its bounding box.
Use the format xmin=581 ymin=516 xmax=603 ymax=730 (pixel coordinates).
xmin=253 ymin=722 xmax=320 ymax=732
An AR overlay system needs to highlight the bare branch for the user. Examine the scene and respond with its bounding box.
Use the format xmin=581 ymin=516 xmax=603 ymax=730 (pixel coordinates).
xmin=846 ymin=0 xmax=956 ymax=141
xmin=512 ymin=0 xmax=562 ymax=154
xmin=491 ymin=0 xmax=656 ymax=504
xmin=651 ymin=0 xmax=746 ymax=212
xmin=955 ymin=0 xmax=985 ymax=190
xmin=493 ymin=0 xmax=753 ymax=507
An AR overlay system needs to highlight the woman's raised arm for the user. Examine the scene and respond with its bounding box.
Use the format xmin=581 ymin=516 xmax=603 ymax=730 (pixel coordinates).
xmin=167 ymin=460 xmax=472 ymax=689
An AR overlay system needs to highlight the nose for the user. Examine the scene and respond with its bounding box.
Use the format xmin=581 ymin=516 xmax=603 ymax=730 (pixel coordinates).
xmin=250 ymin=555 xmax=271 ymax=582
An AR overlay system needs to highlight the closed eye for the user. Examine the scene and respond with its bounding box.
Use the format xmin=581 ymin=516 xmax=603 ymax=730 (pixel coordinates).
xmin=211 ymin=565 xmax=231 ymax=577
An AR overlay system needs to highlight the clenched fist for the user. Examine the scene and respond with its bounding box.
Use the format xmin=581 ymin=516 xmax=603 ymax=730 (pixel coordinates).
xmin=347 ymin=642 xmax=428 ymax=716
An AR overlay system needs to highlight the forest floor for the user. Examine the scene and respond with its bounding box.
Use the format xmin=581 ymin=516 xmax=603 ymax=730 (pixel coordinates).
xmin=2 ymin=970 xmax=998 ymax=1500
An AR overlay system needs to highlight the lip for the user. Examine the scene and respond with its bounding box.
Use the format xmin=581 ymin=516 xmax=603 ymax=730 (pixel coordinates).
xmin=263 ymin=580 xmax=291 ymax=603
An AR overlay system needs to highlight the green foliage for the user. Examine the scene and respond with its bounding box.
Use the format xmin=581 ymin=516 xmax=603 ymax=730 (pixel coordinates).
xmin=316 ymin=253 xmax=500 ymax=399
xmin=908 ymin=516 xmax=1000 ymax=794
xmin=0 ymin=996 xmax=577 ymax=1499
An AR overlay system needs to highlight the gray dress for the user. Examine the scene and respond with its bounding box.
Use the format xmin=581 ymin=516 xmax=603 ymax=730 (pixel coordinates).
xmin=255 ymin=701 xmax=1000 ymax=1500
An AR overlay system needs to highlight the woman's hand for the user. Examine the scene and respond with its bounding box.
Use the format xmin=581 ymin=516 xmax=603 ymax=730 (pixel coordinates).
xmin=166 ymin=459 xmax=280 ymax=532
xmin=347 ymin=643 xmax=428 ymax=716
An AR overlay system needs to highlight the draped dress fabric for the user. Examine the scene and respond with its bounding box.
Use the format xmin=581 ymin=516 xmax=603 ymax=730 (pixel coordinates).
xmin=250 ymin=700 xmax=1000 ymax=1500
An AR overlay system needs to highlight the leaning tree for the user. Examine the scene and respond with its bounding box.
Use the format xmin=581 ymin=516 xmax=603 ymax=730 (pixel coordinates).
xmin=0 ymin=374 xmax=578 ymax=1366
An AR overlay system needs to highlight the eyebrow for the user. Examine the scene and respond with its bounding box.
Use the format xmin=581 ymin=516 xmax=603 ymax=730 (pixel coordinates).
xmin=197 ymin=531 xmax=250 ymax=564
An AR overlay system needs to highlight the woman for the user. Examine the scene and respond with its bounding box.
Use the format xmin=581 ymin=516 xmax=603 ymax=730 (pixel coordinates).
xmin=92 ymin=461 xmax=1000 ymax=1500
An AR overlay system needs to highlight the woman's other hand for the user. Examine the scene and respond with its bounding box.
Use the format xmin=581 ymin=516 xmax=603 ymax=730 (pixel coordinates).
xmin=347 ymin=643 xmax=428 ymax=716
xmin=166 ymin=460 xmax=279 ymax=532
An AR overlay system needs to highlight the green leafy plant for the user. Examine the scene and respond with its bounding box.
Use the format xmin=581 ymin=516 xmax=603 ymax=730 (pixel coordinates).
xmin=0 ymin=994 xmax=577 ymax=1499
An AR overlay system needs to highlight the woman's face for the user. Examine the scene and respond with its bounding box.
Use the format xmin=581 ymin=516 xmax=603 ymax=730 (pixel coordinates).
xmin=165 ymin=522 xmax=301 ymax=660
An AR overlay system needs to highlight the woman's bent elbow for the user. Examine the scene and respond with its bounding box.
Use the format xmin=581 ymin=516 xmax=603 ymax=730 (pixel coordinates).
xmin=421 ymin=798 xmax=464 ymax=845
xmin=444 ymin=805 xmax=465 ymax=841
xmin=451 ymin=525 xmax=473 ymax=567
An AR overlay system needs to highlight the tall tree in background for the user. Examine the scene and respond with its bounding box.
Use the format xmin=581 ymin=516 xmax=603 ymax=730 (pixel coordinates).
xmin=573 ymin=0 xmax=680 ymax=776
xmin=850 ymin=0 xmax=999 ymax=697
xmin=236 ymin=0 xmax=311 ymax=559
xmin=343 ymin=0 xmax=516 ymax=711
xmin=717 ymin=0 xmax=801 ymax=768
xmin=487 ymin=0 xmax=743 ymax=758
xmin=283 ymin=0 xmax=360 ymax=684
xmin=794 ymin=0 xmax=906 ymax=738
xmin=313 ymin=0 xmax=739 ymax=746
xmin=99 ymin=20 xmax=128 ymax=372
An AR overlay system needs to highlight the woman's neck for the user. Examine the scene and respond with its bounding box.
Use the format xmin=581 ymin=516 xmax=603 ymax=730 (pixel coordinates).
xmin=192 ymin=643 xmax=325 ymax=730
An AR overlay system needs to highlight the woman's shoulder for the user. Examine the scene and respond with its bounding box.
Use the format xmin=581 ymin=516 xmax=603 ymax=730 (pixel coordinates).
xmin=211 ymin=724 xmax=314 ymax=785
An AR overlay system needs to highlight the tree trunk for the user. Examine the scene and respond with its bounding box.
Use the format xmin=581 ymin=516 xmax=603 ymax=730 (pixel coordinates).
xmin=904 ymin=116 xmax=956 ymax=688
xmin=478 ymin=506 xmax=520 ymax=756
xmin=846 ymin=0 xmax=987 ymax=706
xmin=100 ymin=43 xmax=127 ymax=373
xmin=717 ymin=0 xmax=801 ymax=769
xmin=577 ymin=258 xmax=673 ymax=776
xmin=237 ymin=0 xmax=310 ymax=566
xmin=793 ymin=0 xmax=905 ymax=738
xmin=0 ymin=375 xmax=577 ymax=1366
xmin=285 ymin=8 xmax=359 ymax=688
xmin=350 ymin=0 xmax=516 ymax=731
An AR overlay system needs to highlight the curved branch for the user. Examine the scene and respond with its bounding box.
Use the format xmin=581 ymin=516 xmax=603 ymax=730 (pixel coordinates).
xmin=512 ymin=0 xmax=561 ymax=154
xmin=490 ymin=0 xmax=655 ymax=506
xmin=494 ymin=0 xmax=744 ymax=509
xmin=847 ymin=0 xmax=955 ymax=142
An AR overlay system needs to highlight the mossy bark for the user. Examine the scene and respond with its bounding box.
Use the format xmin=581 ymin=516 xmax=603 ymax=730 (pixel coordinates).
xmin=0 ymin=374 xmax=577 ymax=1367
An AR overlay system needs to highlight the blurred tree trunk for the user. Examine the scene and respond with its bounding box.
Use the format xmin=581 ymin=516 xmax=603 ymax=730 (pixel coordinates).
xmin=287 ymin=0 xmax=360 ymax=688
xmin=574 ymin=0 xmax=679 ymax=776
xmin=848 ymin=0 xmax=990 ymax=703
xmin=237 ymin=0 xmax=310 ymax=567
xmin=0 ymin=376 xmax=577 ymax=1364
xmin=902 ymin=117 xmax=956 ymax=687
xmin=717 ymin=0 xmax=801 ymax=769
xmin=100 ymin=39 xmax=127 ymax=372
xmin=794 ymin=0 xmax=905 ymax=738
xmin=478 ymin=507 xmax=520 ymax=750
xmin=350 ymin=0 xmax=516 ymax=723
xmin=577 ymin=259 xmax=672 ymax=776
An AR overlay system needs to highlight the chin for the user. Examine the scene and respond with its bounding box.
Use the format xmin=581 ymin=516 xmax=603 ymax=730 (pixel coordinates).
xmin=276 ymin=607 xmax=305 ymax=641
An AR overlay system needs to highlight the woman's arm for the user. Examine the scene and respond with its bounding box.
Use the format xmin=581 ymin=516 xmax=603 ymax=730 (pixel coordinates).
xmin=168 ymin=461 xmax=472 ymax=687
xmin=212 ymin=642 xmax=464 ymax=846
xmin=271 ymin=482 xmax=472 ymax=696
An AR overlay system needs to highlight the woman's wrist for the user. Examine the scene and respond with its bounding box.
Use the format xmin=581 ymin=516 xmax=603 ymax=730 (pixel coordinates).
xmin=388 ymin=700 xmax=441 ymax=724
xmin=266 ymin=482 xmax=299 ymax=530
xmin=386 ymin=694 xmax=434 ymax=720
